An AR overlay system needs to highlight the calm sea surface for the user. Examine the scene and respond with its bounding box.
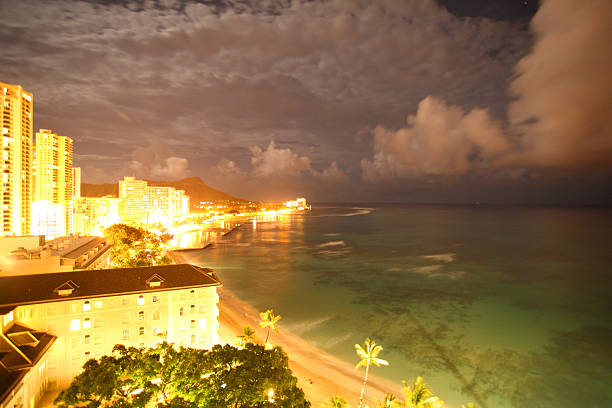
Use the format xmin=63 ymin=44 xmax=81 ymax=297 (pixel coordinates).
xmin=185 ymin=205 xmax=612 ymax=408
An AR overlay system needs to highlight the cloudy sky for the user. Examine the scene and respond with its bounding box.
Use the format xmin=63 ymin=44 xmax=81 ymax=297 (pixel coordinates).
xmin=2 ymin=0 xmax=611 ymax=203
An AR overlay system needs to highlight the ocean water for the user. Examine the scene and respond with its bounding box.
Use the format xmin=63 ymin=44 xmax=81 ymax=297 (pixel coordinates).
xmin=186 ymin=205 xmax=612 ymax=408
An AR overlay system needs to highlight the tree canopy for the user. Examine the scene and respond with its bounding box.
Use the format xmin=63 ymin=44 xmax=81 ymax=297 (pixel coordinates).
xmin=104 ymin=224 xmax=173 ymax=267
xmin=55 ymin=342 xmax=311 ymax=408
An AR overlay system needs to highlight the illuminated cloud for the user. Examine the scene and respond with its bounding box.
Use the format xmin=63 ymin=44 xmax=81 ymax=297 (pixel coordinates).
xmin=250 ymin=141 xmax=312 ymax=177
xmin=361 ymin=97 xmax=510 ymax=180
xmin=151 ymin=156 xmax=191 ymax=179
xmin=507 ymin=0 xmax=612 ymax=168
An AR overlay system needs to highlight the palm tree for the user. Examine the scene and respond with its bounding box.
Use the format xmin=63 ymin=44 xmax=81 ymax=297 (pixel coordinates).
xmin=377 ymin=394 xmax=397 ymax=408
xmin=235 ymin=326 xmax=256 ymax=348
xmin=327 ymin=395 xmax=348 ymax=408
xmin=355 ymin=338 xmax=389 ymax=408
xmin=401 ymin=377 xmax=443 ymax=408
xmin=259 ymin=309 xmax=282 ymax=344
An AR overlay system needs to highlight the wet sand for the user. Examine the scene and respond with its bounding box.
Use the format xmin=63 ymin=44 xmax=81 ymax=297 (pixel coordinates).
xmin=217 ymin=287 xmax=401 ymax=407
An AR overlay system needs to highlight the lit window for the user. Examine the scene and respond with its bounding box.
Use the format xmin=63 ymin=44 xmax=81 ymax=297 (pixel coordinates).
xmin=84 ymin=351 xmax=91 ymax=360
xmin=153 ymin=311 xmax=160 ymax=320
xmin=190 ymin=334 xmax=196 ymax=344
xmin=190 ymin=305 xmax=195 ymax=314
xmin=139 ymin=327 xmax=145 ymax=336
xmin=82 ymin=301 xmax=91 ymax=312
xmin=121 ymin=298 xmax=129 ymax=306
xmin=199 ymin=334 xmax=205 ymax=344
xmin=94 ymin=318 xmax=103 ymax=328
xmin=152 ymin=296 xmax=159 ymax=303
xmin=190 ymin=289 xmax=195 ymax=297
xmin=179 ymin=307 xmax=184 ymax=317
xmin=199 ymin=306 xmax=205 ymax=314
xmin=70 ymin=319 xmax=80 ymax=331
xmin=83 ymin=318 xmax=91 ymax=329
xmin=84 ymin=335 xmax=91 ymax=345
xmin=198 ymin=319 xmax=206 ymax=330
xmin=94 ymin=301 xmax=103 ymax=308
xmin=137 ymin=295 xmax=145 ymax=305
xmin=122 ymin=329 xmax=129 ymax=340
xmin=138 ymin=311 xmax=144 ymax=320
xmin=94 ymin=335 xmax=103 ymax=345
xmin=190 ymin=320 xmax=196 ymax=329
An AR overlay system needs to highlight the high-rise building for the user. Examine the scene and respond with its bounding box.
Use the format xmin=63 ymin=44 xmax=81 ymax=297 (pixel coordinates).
xmin=119 ymin=176 xmax=148 ymax=225
xmin=72 ymin=167 xmax=81 ymax=198
xmin=148 ymin=186 xmax=174 ymax=225
xmin=34 ymin=129 xmax=73 ymax=203
xmin=32 ymin=129 xmax=74 ymax=238
xmin=73 ymin=196 xmax=120 ymax=236
xmin=1 ymin=82 xmax=33 ymax=236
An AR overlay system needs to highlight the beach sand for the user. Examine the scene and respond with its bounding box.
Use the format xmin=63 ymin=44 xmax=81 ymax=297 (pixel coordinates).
xmin=169 ymin=250 xmax=401 ymax=407
xmin=217 ymin=287 xmax=401 ymax=407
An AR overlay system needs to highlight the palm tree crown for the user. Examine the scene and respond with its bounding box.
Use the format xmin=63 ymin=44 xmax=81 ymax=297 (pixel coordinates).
xmin=259 ymin=309 xmax=282 ymax=344
xmin=402 ymin=377 xmax=443 ymax=408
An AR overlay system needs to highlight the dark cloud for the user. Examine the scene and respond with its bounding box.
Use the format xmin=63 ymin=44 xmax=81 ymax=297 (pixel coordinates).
xmin=1 ymin=0 xmax=609 ymax=203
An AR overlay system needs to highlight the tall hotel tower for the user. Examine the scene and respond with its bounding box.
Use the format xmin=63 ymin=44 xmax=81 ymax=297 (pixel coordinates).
xmin=119 ymin=176 xmax=149 ymax=225
xmin=1 ymin=82 xmax=33 ymax=236
xmin=33 ymin=129 xmax=74 ymax=238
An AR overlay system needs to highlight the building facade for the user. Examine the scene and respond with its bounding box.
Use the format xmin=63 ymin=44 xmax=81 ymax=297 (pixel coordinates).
xmin=72 ymin=167 xmax=80 ymax=199
xmin=0 ymin=264 xmax=222 ymax=407
xmin=73 ymin=196 xmax=120 ymax=236
xmin=1 ymin=82 xmax=33 ymax=236
xmin=118 ymin=177 xmax=148 ymax=226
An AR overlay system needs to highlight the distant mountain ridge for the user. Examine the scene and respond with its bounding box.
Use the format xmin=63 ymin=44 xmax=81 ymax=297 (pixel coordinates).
xmin=81 ymin=177 xmax=244 ymax=208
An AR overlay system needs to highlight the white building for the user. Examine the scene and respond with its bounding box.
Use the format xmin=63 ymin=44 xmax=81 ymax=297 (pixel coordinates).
xmin=0 ymin=264 xmax=222 ymax=408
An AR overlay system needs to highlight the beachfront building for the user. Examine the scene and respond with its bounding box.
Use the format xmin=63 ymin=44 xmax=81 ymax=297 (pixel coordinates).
xmin=0 ymin=264 xmax=222 ymax=407
xmin=73 ymin=196 xmax=120 ymax=236
xmin=148 ymin=186 xmax=190 ymax=226
xmin=1 ymin=82 xmax=33 ymax=237
xmin=118 ymin=177 xmax=148 ymax=226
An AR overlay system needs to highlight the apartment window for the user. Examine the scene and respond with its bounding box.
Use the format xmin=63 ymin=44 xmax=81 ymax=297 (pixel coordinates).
xmin=94 ymin=318 xmax=103 ymax=328
xmin=83 ymin=318 xmax=91 ymax=329
xmin=190 ymin=289 xmax=196 ymax=298
xmin=84 ymin=335 xmax=91 ymax=345
xmin=153 ymin=310 xmax=160 ymax=320
xmin=190 ymin=319 xmax=196 ymax=329
xmin=84 ymin=351 xmax=91 ymax=360
xmin=71 ymin=304 xmax=79 ymax=313
xmin=137 ymin=295 xmax=145 ymax=306
xmin=28 ymin=308 xmax=37 ymax=319
xmin=94 ymin=301 xmax=103 ymax=309
xmin=82 ymin=301 xmax=91 ymax=312
xmin=152 ymin=295 xmax=159 ymax=303
xmin=121 ymin=298 xmax=129 ymax=306
xmin=122 ymin=329 xmax=129 ymax=340
xmin=198 ymin=319 xmax=206 ymax=330
xmin=199 ymin=305 xmax=206 ymax=314
xmin=70 ymin=319 xmax=80 ymax=331
xmin=179 ymin=307 xmax=184 ymax=317
xmin=179 ymin=292 xmax=186 ymax=300
xmin=199 ymin=334 xmax=205 ymax=344
xmin=139 ymin=327 xmax=145 ymax=336
xmin=94 ymin=334 xmax=103 ymax=346
xmin=190 ymin=305 xmax=195 ymax=314
xmin=190 ymin=334 xmax=196 ymax=345
xmin=138 ymin=311 xmax=144 ymax=320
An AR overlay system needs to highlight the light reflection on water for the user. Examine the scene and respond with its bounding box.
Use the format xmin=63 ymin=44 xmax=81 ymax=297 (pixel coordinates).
xmin=185 ymin=205 xmax=612 ymax=408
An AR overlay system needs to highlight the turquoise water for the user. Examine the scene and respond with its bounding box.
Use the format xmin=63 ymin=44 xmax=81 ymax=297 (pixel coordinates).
xmin=186 ymin=205 xmax=612 ymax=408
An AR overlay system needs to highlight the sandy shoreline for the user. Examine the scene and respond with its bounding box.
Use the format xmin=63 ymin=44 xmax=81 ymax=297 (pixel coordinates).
xmin=170 ymin=251 xmax=401 ymax=406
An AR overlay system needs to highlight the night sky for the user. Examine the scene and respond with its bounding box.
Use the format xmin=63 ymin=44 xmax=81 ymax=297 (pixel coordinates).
xmin=2 ymin=0 xmax=611 ymax=203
